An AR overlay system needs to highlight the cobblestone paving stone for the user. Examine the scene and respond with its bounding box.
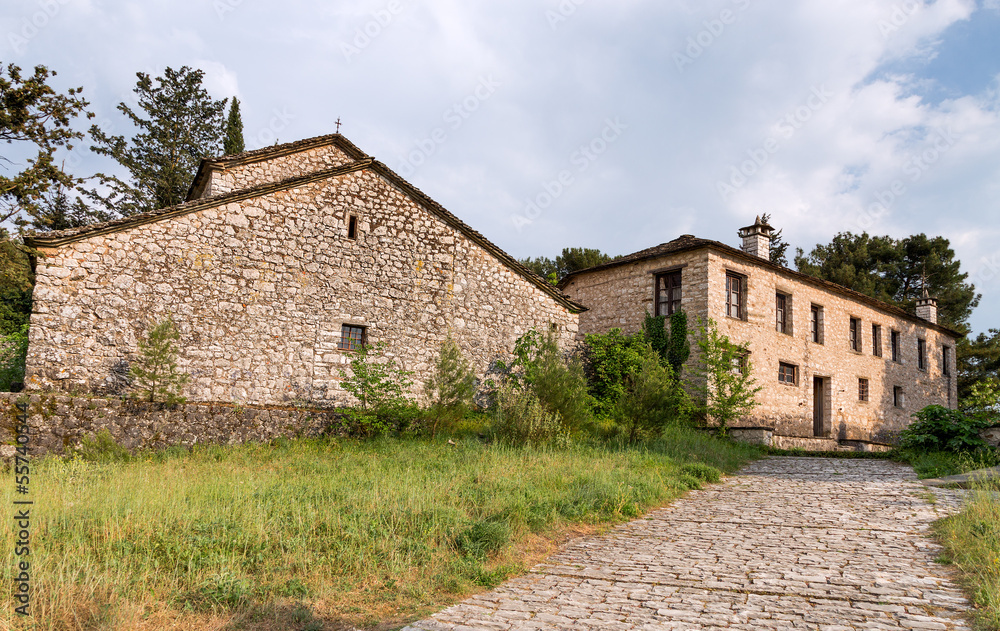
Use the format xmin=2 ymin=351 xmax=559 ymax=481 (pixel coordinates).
xmin=402 ymin=457 xmax=972 ymax=630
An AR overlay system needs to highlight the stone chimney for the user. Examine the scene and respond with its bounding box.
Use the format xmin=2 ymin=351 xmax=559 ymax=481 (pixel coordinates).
xmin=916 ymin=288 xmax=938 ymax=324
xmin=738 ymin=215 xmax=773 ymax=260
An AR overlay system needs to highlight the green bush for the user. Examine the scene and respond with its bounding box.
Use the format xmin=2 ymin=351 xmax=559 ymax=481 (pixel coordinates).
xmin=76 ymin=429 xmax=132 ymax=463
xmin=688 ymin=317 xmax=762 ymax=434
xmin=338 ymin=341 xmax=415 ymax=436
xmin=898 ymin=405 xmax=994 ymax=453
xmin=584 ymin=328 xmax=649 ymax=417
xmin=425 ymin=336 xmax=477 ymax=438
xmin=490 ymin=383 xmax=565 ymax=446
xmin=613 ymin=346 xmax=692 ymax=441
xmin=498 ymin=328 xmax=592 ymax=433
xmin=454 ymin=519 xmax=511 ymax=558
xmin=130 ymin=317 xmax=190 ymax=404
xmin=0 ymin=323 xmax=28 ymax=391
xmin=680 ymin=462 xmax=722 ymax=483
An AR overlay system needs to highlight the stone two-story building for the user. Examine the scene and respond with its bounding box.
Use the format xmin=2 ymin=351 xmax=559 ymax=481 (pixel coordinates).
xmin=560 ymin=217 xmax=962 ymax=445
xmin=23 ymin=133 xmax=584 ymax=405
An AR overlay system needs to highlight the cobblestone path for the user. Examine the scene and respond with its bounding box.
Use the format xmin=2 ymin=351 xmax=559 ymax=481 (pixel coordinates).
xmin=403 ymin=457 xmax=971 ymax=630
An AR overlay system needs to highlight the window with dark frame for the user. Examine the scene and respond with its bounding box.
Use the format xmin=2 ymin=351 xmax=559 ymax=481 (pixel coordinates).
xmin=891 ymin=330 xmax=901 ymax=362
xmin=339 ymin=324 xmax=366 ymax=351
xmin=725 ymin=272 xmax=744 ymax=319
xmin=775 ymin=293 xmax=788 ymax=333
xmin=858 ymin=378 xmax=869 ymax=402
xmin=943 ymin=346 xmax=952 ymax=376
xmin=778 ymin=362 xmax=797 ymax=385
xmin=732 ymin=350 xmax=750 ymax=376
xmin=810 ymin=305 xmax=823 ymax=344
xmin=655 ymin=271 xmax=682 ymax=316
xmin=918 ymin=339 xmax=927 ymax=371
xmin=849 ymin=317 xmax=861 ymax=352
xmin=893 ymin=385 xmax=904 ymax=408
xmin=872 ymin=324 xmax=883 ymax=357
xmin=347 ymin=215 xmax=358 ymax=239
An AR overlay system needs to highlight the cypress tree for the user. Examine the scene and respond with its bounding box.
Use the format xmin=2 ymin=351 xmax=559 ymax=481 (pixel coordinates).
xmin=223 ymin=97 xmax=245 ymax=155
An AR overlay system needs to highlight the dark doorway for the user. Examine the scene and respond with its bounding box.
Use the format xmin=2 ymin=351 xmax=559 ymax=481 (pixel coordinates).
xmin=813 ymin=377 xmax=825 ymax=437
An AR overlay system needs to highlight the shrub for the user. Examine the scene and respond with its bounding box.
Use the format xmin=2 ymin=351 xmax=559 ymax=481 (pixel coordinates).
xmin=898 ymin=405 xmax=994 ymax=453
xmin=680 ymin=462 xmax=722 ymax=483
xmin=0 ymin=323 xmax=28 ymax=391
xmin=642 ymin=311 xmax=690 ymax=377
xmin=76 ymin=429 xmax=131 ymax=463
xmin=613 ymin=346 xmax=692 ymax=441
xmin=454 ymin=519 xmax=511 ymax=558
xmin=498 ymin=328 xmax=592 ymax=433
xmin=130 ymin=317 xmax=190 ymax=404
xmin=490 ymin=383 xmax=565 ymax=446
xmin=425 ymin=336 xmax=477 ymax=438
xmin=338 ymin=341 xmax=413 ymax=414
xmin=584 ymin=328 xmax=649 ymax=417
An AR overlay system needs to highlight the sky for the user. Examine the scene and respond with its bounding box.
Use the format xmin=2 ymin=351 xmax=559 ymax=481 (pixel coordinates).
xmin=2 ymin=0 xmax=999 ymax=335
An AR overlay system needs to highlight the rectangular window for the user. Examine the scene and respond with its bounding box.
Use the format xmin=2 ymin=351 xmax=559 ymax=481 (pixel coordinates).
xmin=891 ymin=330 xmax=901 ymax=363
xmin=778 ymin=362 xmax=797 ymax=385
xmin=893 ymin=386 xmax=904 ymax=408
xmin=849 ymin=317 xmax=861 ymax=352
xmin=858 ymin=378 xmax=869 ymax=402
xmin=347 ymin=215 xmax=358 ymax=239
xmin=810 ymin=305 xmax=823 ymax=344
xmin=655 ymin=271 xmax=682 ymax=316
xmin=733 ymin=350 xmax=750 ymax=376
xmin=872 ymin=324 xmax=883 ymax=357
xmin=918 ymin=339 xmax=927 ymax=371
xmin=339 ymin=324 xmax=366 ymax=351
xmin=725 ymin=272 xmax=744 ymax=320
xmin=943 ymin=346 xmax=952 ymax=376
xmin=775 ymin=293 xmax=788 ymax=334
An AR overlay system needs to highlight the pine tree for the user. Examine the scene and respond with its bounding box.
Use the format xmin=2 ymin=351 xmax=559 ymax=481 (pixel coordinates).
xmin=129 ymin=317 xmax=190 ymax=404
xmin=223 ymin=97 xmax=245 ymax=155
xmin=425 ymin=336 xmax=477 ymax=438
xmin=90 ymin=66 xmax=227 ymax=215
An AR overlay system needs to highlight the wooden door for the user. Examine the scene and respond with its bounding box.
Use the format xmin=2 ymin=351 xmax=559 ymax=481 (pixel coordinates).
xmin=813 ymin=377 xmax=824 ymax=437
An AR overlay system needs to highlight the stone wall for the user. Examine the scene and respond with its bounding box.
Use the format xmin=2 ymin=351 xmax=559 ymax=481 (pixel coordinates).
xmin=27 ymin=166 xmax=580 ymax=405
xmin=0 ymin=393 xmax=333 ymax=456
xmin=203 ymin=144 xmax=356 ymax=198
xmin=562 ymin=245 xmax=959 ymax=443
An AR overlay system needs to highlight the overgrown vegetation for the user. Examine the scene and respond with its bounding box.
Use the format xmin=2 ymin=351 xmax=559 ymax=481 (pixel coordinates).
xmin=338 ymin=341 xmax=416 ymax=437
xmin=0 ymin=430 xmax=762 ymax=630
xmin=425 ymin=336 xmax=477 ymax=438
xmin=0 ymin=322 xmax=28 ymax=391
xmin=689 ymin=318 xmax=762 ymax=434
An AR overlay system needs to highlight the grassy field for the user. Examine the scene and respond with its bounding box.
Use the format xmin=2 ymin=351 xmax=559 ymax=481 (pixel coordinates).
xmin=1 ymin=427 xmax=762 ymax=630
xmin=934 ymin=483 xmax=1000 ymax=631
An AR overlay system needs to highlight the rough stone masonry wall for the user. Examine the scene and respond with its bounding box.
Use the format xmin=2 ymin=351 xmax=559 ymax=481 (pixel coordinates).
xmin=203 ymin=144 xmax=356 ymax=198
xmin=26 ymin=168 xmax=579 ymax=405
xmin=562 ymin=247 xmax=958 ymax=443
xmin=708 ymin=250 xmax=957 ymax=442
xmin=0 ymin=393 xmax=333 ymax=456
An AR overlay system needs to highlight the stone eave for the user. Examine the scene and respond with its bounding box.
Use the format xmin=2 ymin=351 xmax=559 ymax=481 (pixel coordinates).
xmin=26 ymin=160 xmax=587 ymax=315
xmin=185 ymin=133 xmax=371 ymax=202
xmin=560 ymin=238 xmax=962 ymax=339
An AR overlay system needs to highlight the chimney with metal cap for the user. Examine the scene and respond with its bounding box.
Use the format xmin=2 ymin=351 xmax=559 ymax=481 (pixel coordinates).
xmin=738 ymin=215 xmax=773 ymax=261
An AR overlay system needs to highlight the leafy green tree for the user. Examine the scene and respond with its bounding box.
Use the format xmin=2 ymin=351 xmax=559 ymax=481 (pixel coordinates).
xmin=425 ymin=336 xmax=477 ymax=438
xmin=613 ymin=345 xmax=692 ymax=441
xmin=223 ymin=97 xmax=245 ymax=155
xmin=0 ymin=63 xmax=92 ymax=232
xmin=958 ymin=329 xmax=1000 ymax=402
xmin=795 ymin=232 xmax=979 ymax=332
xmin=90 ymin=66 xmax=227 ymax=215
xmin=518 ymin=247 xmax=618 ymax=284
xmin=759 ymin=213 xmax=789 ymax=266
xmin=129 ymin=317 xmax=190 ymax=404
xmin=584 ymin=328 xmax=649 ymax=417
xmin=688 ymin=318 xmax=761 ymax=434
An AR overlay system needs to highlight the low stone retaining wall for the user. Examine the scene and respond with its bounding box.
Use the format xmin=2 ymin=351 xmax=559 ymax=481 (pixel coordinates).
xmin=771 ymin=435 xmax=841 ymax=451
xmin=0 ymin=392 xmax=342 ymax=456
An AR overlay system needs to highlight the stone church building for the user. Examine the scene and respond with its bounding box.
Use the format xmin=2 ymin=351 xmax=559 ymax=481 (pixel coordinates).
xmin=23 ymin=134 xmax=583 ymax=405
xmin=23 ymin=134 xmax=960 ymax=444
xmin=560 ymin=218 xmax=961 ymax=443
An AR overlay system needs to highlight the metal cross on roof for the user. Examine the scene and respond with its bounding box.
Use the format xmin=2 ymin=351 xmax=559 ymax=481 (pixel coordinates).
xmin=335 ymin=117 xmax=342 ymax=133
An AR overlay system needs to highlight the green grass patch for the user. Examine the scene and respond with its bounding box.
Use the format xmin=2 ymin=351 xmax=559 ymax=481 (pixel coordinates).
xmin=934 ymin=485 xmax=1000 ymax=630
xmin=894 ymin=449 xmax=1000 ymax=479
xmin=0 ymin=427 xmax=762 ymax=630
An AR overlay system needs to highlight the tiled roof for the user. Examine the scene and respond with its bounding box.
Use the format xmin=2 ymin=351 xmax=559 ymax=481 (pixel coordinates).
xmin=560 ymin=235 xmax=963 ymax=338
